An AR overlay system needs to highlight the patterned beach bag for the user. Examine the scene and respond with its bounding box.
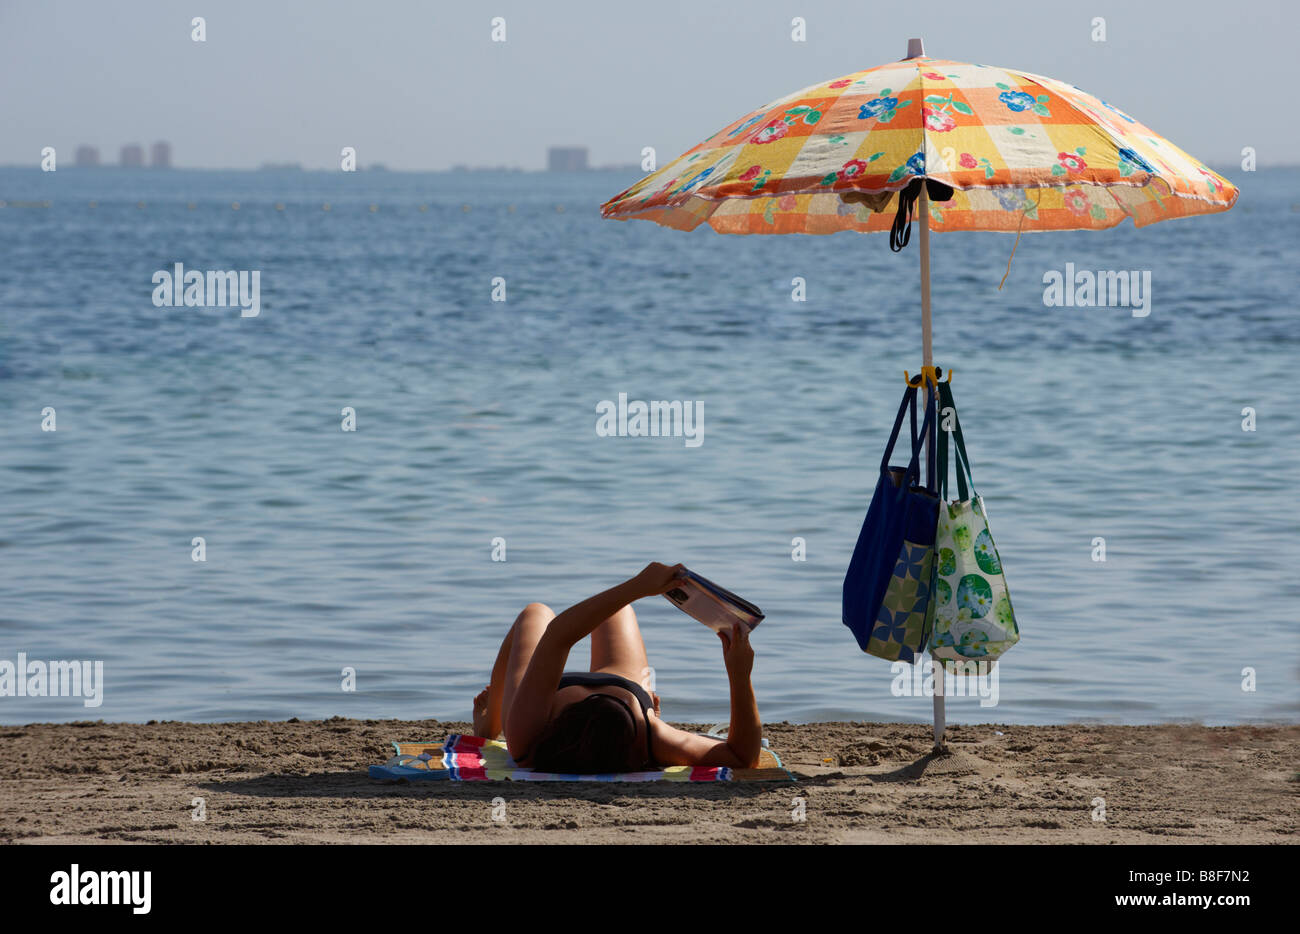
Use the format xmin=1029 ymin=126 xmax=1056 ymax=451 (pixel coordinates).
xmin=843 ymin=383 xmax=939 ymax=664
xmin=926 ymin=381 xmax=1020 ymax=667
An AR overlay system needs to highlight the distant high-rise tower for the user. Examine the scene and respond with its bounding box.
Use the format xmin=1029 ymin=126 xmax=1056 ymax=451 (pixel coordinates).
xmin=74 ymin=145 xmax=100 ymax=167
xmin=120 ymin=144 xmax=145 ymax=167
xmin=547 ymin=146 xmax=589 ymax=172
xmin=150 ymin=141 xmax=172 ymax=168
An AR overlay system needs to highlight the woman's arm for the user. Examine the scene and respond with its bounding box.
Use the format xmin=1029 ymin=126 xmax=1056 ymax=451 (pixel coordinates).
xmin=504 ymin=563 xmax=686 ymax=760
xmin=651 ymin=622 xmax=762 ymax=769
xmin=714 ymin=623 xmax=760 ymax=766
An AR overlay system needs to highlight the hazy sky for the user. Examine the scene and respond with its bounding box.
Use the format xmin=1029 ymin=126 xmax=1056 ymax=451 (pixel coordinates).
xmin=3 ymin=0 xmax=1294 ymax=170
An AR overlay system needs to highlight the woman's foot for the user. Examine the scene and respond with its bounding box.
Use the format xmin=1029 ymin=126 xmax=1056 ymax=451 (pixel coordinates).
xmin=472 ymin=686 xmax=494 ymax=738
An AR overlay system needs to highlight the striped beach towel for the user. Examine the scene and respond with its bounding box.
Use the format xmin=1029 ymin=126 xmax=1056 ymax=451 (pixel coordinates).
xmin=369 ymin=734 xmax=794 ymax=782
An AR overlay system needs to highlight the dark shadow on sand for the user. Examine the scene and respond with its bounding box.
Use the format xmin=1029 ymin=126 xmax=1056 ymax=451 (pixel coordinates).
xmin=200 ymin=770 xmax=801 ymax=801
xmin=780 ymin=750 xmax=953 ymax=787
xmin=868 ymin=750 xmax=956 ymax=783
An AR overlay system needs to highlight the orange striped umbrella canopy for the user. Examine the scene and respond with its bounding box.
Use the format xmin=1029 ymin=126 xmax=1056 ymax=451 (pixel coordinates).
xmin=601 ymin=53 xmax=1237 ymax=235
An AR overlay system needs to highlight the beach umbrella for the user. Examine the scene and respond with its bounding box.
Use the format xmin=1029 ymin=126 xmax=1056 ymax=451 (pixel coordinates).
xmin=599 ymin=38 xmax=1238 ymax=750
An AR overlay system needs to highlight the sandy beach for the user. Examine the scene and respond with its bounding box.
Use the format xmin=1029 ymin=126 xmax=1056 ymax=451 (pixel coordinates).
xmin=1 ymin=719 xmax=1294 ymax=844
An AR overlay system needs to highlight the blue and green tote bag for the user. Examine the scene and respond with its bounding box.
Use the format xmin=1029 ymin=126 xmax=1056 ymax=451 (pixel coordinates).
xmin=843 ymin=383 xmax=939 ymax=664
xmin=926 ymin=381 xmax=1020 ymax=667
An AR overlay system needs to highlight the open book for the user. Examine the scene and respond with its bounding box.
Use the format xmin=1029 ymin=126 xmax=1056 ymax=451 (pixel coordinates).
xmin=663 ymin=569 xmax=764 ymax=634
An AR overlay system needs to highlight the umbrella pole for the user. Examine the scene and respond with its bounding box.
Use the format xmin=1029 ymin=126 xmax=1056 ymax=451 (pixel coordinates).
xmin=919 ymin=187 xmax=947 ymax=753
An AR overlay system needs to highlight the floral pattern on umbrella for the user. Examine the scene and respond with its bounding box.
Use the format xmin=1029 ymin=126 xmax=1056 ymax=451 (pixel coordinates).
xmin=602 ymin=56 xmax=1236 ymax=235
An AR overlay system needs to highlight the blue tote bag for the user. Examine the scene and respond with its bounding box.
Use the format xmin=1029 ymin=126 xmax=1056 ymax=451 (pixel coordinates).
xmin=842 ymin=383 xmax=940 ymax=663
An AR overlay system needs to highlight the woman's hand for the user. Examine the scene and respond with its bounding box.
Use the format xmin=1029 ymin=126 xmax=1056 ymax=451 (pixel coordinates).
xmin=717 ymin=622 xmax=754 ymax=680
xmin=632 ymin=562 xmax=688 ymax=598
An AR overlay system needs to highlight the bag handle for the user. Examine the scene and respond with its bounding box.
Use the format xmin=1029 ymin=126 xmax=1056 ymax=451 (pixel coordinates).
xmin=909 ymin=379 xmax=938 ymax=492
xmin=881 ymin=383 xmax=937 ymax=490
xmin=879 ymin=384 xmax=917 ymax=473
xmin=925 ymin=384 xmax=936 ymax=490
xmin=908 ymin=386 xmax=917 ymax=457
xmin=935 ymin=383 xmax=957 ymax=501
xmin=904 ymin=385 xmax=936 ymax=488
xmin=937 ymin=381 xmax=976 ymax=501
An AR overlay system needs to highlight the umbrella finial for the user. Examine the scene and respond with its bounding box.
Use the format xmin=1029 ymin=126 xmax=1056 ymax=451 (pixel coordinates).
xmin=905 ymin=37 xmax=925 ymax=59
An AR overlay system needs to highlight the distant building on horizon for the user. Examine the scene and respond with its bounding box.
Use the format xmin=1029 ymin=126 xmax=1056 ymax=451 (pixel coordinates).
xmin=547 ymin=146 xmax=589 ymax=172
xmin=120 ymin=144 xmax=144 ymax=168
xmin=74 ymin=145 xmax=100 ymax=167
xmin=150 ymin=141 xmax=172 ymax=168
xmin=451 ymin=163 xmax=526 ymax=173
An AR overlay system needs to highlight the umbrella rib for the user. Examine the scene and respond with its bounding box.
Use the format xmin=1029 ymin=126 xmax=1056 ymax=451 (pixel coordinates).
xmin=1010 ymin=70 xmax=1163 ymax=193
xmin=1101 ymin=182 xmax=1134 ymax=225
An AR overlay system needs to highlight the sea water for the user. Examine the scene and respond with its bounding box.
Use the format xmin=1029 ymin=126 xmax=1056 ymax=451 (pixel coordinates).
xmin=0 ymin=166 xmax=1296 ymax=725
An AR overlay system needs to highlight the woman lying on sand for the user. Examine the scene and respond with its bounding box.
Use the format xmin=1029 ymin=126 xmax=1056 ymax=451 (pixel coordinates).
xmin=472 ymin=563 xmax=761 ymax=772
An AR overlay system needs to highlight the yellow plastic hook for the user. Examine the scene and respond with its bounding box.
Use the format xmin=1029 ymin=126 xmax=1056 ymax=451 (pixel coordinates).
xmin=903 ymin=365 xmax=953 ymax=390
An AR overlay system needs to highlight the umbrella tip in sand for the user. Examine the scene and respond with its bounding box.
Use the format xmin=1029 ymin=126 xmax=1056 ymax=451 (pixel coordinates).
xmin=905 ymin=37 xmax=925 ymax=59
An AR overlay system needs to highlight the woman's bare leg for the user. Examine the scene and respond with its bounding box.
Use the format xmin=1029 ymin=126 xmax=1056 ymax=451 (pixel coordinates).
xmin=474 ymin=622 xmax=514 ymax=738
xmin=498 ymin=603 xmax=555 ymax=733
xmin=590 ymin=604 xmax=655 ymax=705
xmin=474 ymin=603 xmax=555 ymax=738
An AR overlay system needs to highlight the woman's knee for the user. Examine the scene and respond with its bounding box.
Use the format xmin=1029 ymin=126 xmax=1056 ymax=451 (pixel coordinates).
xmin=513 ymin=602 xmax=555 ymax=634
xmin=607 ymin=603 xmax=637 ymax=626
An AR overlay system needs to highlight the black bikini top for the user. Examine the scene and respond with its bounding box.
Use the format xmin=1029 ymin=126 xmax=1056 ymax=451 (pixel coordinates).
xmin=556 ymin=670 xmax=656 ymax=768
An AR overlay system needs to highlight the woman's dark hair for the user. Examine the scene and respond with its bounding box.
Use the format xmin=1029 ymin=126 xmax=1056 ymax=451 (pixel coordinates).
xmin=529 ymin=693 xmax=638 ymax=774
